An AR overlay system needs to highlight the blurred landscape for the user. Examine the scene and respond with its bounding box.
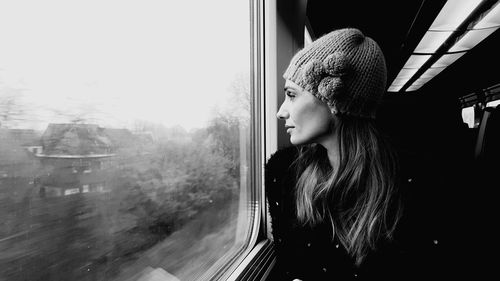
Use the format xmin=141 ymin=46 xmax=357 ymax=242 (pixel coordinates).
xmin=0 ymin=111 xmax=248 ymax=281
xmin=0 ymin=1 xmax=251 ymax=279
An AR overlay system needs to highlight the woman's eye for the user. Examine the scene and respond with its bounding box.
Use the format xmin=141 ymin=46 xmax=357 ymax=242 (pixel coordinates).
xmin=286 ymin=91 xmax=295 ymax=99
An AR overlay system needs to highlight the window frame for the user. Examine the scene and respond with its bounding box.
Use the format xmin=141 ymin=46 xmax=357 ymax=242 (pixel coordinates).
xmin=198 ymin=0 xmax=269 ymax=280
xmin=224 ymin=0 xmax=308 ymax=280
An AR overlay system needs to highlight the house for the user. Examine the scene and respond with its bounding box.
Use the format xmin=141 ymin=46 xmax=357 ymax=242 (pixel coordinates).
xmin=36 ymin=124 xmax=116 ymax=197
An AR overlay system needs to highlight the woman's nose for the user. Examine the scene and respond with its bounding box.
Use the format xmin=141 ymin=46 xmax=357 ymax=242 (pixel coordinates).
xmin=276 ymin=103 xmax=289 ymax=120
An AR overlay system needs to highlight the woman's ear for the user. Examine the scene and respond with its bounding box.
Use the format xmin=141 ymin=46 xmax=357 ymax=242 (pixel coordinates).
xmin=330 ymin=105 xmax=338 ymax=115
xmin=329 ymin=106 xmax=340 ymax=132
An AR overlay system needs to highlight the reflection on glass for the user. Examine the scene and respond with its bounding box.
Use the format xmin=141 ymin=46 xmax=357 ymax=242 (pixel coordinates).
xmin=486 ymin=99 xmax=500 ymax=108
xmin=0 ymin=0 xmax=251 ymax=280
xmin=461 ymin=106 xmax=475 ymax=128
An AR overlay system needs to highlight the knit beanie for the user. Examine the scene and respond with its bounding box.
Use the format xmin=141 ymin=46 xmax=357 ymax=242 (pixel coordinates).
xmin=283 ymin=28 xmax=387 ymax=118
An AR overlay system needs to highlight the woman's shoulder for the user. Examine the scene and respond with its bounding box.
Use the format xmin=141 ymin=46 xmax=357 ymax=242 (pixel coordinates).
xmin=265 ymin=146 xmax=299 ymax=201
xmin=265 ymin=146 xmax=299 ymax=174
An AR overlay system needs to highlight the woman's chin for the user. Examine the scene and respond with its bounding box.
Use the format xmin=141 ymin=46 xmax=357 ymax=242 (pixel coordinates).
xmin=290 ymin=136 xmax=305 ymax=145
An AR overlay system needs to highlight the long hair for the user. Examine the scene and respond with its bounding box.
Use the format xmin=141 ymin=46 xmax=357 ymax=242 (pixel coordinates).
xmin=294 ymin=115 xmax=402 ymax=265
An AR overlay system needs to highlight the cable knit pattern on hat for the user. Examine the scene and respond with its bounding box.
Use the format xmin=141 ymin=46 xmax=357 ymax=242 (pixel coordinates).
xmin=283 ymin=28 xmax=387 ymax=118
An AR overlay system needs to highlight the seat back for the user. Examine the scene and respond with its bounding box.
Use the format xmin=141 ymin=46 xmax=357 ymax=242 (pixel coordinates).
xmin=475 ymin=105 xmax=500 ymax=162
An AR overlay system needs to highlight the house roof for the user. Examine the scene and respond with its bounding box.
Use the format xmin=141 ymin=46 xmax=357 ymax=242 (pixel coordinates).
xmin=41 ymin=123 xmax=113 ymax=156
xmin=102 ymin=128 xmax=136 ymax=148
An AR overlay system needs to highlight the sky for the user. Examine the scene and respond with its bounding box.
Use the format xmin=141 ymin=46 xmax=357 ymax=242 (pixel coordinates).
xmin=0 ymin=0 xmax=250 ymax=131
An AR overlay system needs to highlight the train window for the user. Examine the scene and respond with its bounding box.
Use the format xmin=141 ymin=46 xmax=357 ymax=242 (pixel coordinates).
xmin=486 ymin=99 xmax=500 ymax=108
xmin=0 ymin=1 xmax=257 ymax=281
xmin=461 ymin=106 xmax=475 ymax=128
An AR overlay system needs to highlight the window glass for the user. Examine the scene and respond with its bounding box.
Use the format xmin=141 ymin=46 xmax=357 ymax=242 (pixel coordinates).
xmin=305 ymin=27 xmax=313 ymax=46
xmin=486 ymin=99 xmax=500 ymax=108
xmin=461 ymin=106 xmax=475 ymax=128
xmin=0 ymin=1 xmax=252 ymax=280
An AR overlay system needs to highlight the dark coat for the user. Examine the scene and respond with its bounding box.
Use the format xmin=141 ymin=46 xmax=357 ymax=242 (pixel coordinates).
xmin=265 ymin=146 xmax=473 ymax=281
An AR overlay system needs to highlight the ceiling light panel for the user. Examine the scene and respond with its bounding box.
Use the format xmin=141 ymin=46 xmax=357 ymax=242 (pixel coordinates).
xmin=388 ymin=85 xmax=403 ymax=92
xmin=406 ymin=84 xmax=424 ymax=92
xmin=412 ymin=76 xmax=434 ymax=86
xmin=395 ymin=67 xmax=420 ymax=80
xmin=414 ymin=31 xmax=453 ymax=53
xmin=429 ymin=0 xmax=483 ymax=31
xmin=402 ymin=55 xmax=432 ymax=68
xmin=474 ymin=2 xmax=500 ymax=29
xmin=391 ymin=77 xmax=409 ymax=87
xmin=449 ymin=27 xmax=499 ymax=52
xmin=432 ymin=52 xmax=466 ymax=67
xmin=419 ymin=67 xmax=446 ymax=80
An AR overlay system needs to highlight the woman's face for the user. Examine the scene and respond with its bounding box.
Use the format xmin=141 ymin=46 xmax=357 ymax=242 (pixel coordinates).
xmin=277 ymin=80 xmax=334 ymax=145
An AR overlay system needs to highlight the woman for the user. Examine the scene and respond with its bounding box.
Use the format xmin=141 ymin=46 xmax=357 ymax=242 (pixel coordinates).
xmin=265 ymin=28 xmax=452 ymax=280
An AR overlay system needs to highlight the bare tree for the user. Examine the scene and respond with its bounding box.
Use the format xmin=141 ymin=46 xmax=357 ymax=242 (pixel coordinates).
xmin=0 ymin=85 xmax=27 ymax=128
xmin=225 ymin=71 xmax=251 ymax=126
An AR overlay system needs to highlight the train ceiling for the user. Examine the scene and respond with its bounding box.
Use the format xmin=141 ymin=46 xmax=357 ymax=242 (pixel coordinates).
xmin=306 ymin=0 xmax=500 ymax=98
